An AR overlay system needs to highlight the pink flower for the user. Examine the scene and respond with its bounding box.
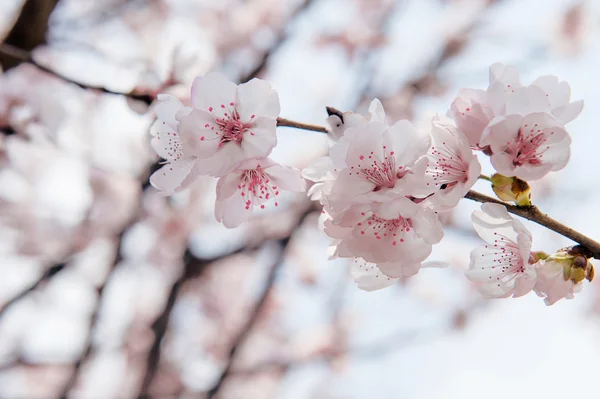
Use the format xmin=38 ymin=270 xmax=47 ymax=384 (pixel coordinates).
xmin=350 ymin=257 xmax=399 ymax=291
xmin=324 ymin=119 xmax=430 ymax=213
xmin=326 ymin=98 xmax=386 ymax=140
xmin=214 ymin=158 xmax=305 ymax=228
xmin=480 ymin=86 xmax=571 ymax=181
xmin=178 ymin=72 xmax=280 ymax=177
xmin=531 ymin=75 xmax=583 ymax=125
xmin=449 ymin=89 xmax=503 ymax=148
xmin=488 ymin=62 xmax=521 ymax=91
xmin=423 ymin=118 xmax=481 ymax=210
xmin=149 ymin=94 xmax=200 ymax=195
xmin=331 ymin=197 xmax=443 ymax=278
xmin=533 ymin=259 xmax=582 ymax=306
xmin=466 ymin=203 xmax=536 ymax=298
xmin=449 ymin=63 xmax=519 ymax=148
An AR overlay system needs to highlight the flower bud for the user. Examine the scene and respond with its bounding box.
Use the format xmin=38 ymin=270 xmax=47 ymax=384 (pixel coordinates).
xmin=546 ymin=250 xmax=594 ymax=284
xmin=490 ymin=173 xmax=531 ymax=206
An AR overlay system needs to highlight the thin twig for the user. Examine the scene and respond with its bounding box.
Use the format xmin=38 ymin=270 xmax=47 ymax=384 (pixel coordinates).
xmin=478 ymin=174 xmax=492 ymax=183
xmin=276 ymin=117 xmax=328 ymax=133
xmin=464 ymin=190 xmax=600 ymax=258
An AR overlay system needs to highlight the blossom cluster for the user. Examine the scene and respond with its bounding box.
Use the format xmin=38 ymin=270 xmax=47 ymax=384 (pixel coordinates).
xmin=149 ymin=64 xmax=593 ymax=306
xmin=149 ymin=73 xmax=305 ymax=227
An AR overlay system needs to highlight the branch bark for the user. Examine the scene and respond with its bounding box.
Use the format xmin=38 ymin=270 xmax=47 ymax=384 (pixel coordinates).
xmin=464 ymin=190 xmax=600 ymax=258
xmin=0 ymin=0 xmax=60 ymax=69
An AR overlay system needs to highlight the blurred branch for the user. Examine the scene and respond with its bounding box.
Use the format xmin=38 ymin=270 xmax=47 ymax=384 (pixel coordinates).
xmin=238 ymin=0 xmax=316 ymax=83
xmin=0 ymin=0 xmax=60 ymax=69
xmin=138 ymin=247 xmax=242 ymax=396
xmin=206 ymin=237 xmax=291 ymax=399
xmin=231 ymin=323 xmax=447 ymax=377
xmin=0 ymin=263 xmax=65 ymax=318
xmin=0 ymin=43 xmax=154 ymax=105
xmin=58 ymin=232 xmax=128 ymax=398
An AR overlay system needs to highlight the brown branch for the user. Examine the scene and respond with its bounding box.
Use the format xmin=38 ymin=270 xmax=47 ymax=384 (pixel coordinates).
xmin=464 ymin=190 xmax=600 ymax=258
xmin=276 ymin=117 xmax=328 ymax=133
xmin=0 ymin=0 xmax=60 ymax=69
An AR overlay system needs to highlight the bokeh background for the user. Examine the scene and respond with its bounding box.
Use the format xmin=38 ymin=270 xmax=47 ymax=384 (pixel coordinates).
xmin=1 ymin=0 xmax=600 ymax=398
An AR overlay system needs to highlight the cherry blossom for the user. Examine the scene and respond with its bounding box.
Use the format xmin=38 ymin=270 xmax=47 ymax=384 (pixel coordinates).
xmin=324 ymin=119 xmax=430 ymax=213
xmin=350 ymin=257 xmax=399 ymax=291
xmin=330 ymin=197 xmax=443 ymax=278
xmin=466 ymin=203 xmax=536 ymax=298
xmin=449 ymin=89 xmax=497 ymax=148
xmin=449 ymin=63 xmax=519 ymax=148
xmin=531 ymin=75 xmax=583 ymax=125
xmin=488 ymin=62 xmax=522 ymax=92
xmin=533 ymin=258 xmax=583 ymax=306
xmin=480 ymin=86 xmax=571 ymax=181
xmin=326 ymin=98 xmax=386 ymax=140
xmin=149 ymin=94 xmax=199 ymax=195
xmin=214 ymin=158 xmax=305 ymax=228
xmin=423 ymin=118 xmax=481 ymax=210
xmin=178 ymin=72 xmax=280 ymax=177
xmin=448 ymin=63 xmax=582 ymax=153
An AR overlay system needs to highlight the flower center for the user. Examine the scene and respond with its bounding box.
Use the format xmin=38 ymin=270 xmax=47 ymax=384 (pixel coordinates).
xmin=238 ymin=168 xmax=280 ymax=210
xmin=506 ymin=125 xmax=551 ymax=167
xmin=427 ymin=141 xmax=469 ymax=189
xmin=206 ymin=102 xmax=255 ymax=147
xmin=350 ymin=147 xmax=403 ymax=191
xmin=357 ymin=211 xmax=412 ymax=246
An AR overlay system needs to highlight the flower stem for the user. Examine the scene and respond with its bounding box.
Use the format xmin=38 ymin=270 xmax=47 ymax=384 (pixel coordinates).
xmin=464 ymin=190 xmax=600 ymax=259
xmin=276 ymin=117 xmax=328 ymax=133
xmin=478 ymin=174 xmax=492 ymax=182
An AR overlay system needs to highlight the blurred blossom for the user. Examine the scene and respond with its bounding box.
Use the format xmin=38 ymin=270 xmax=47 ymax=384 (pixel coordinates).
xmin=1 ymin=1 xmax=600 ymax=398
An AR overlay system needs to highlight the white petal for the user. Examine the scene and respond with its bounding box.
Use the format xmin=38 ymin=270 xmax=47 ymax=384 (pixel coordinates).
xmin=215 ymin=191 xmax=252 ymax=228
xmin=489 ymin=63 xmax=520 ymax=87
xmin=178 ymin=110 xmax=221 ymax=158
xmin=149 ymin=158 xmax=197 ymax=195
xmin=345 ymin=121 xmax=387 ymax=166
xmin=350 ymin=258 xmax=398 ymax=291
xmin=235 ymin=78 xmax=280 ymax=121
xmin=153 ymin=94 xmax=188 ymax=129
xmin=242 ymin=117 xmax=277 ymax=159
xmin=506 ymin=86 xmax=550 ymax=115
xmin=265 ymin=163 xmax=306 ymax=192
xmin=411 ymin=210 xmax=443 ymax=245
xmin=385 ymin=120 xmax=431 ymax=167
xmin=368 ymin=98 xmax=386 ymax=123
xmin=216 ymin=171 xmax=244 ymax=199
xmin=202 ymin=142 xmax=247 ymax=177
xmin=480 ymin=115 xmax=523 ymax=150
xmin=553 ymin=99 xmax=583 ymax=125
xmin=191 ymin=72 xmax=237 ymax=117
